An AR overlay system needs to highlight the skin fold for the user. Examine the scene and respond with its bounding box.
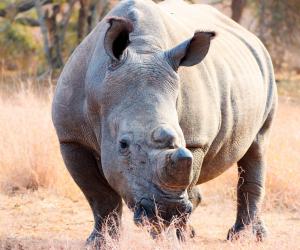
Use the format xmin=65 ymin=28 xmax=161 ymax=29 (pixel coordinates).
xmin=52 ymin=0 xmax=277 ymax=244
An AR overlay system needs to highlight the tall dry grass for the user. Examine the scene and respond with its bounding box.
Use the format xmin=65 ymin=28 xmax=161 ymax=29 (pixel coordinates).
xmin=0 ymin=83 xmax=80 ymax=198
xmin=265 ymin=100 xmax=300 ymax=210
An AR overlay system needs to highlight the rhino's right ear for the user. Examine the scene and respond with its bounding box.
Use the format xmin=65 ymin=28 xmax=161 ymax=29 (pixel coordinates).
xmin=166 ymin=31 xmax=216 ymax=71
xmin=104 ymin=17 xmax=134 ymax=62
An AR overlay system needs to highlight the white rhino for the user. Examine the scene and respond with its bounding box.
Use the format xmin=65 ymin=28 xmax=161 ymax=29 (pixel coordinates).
xmin=52 ymin=0 xmax=277 ymax=243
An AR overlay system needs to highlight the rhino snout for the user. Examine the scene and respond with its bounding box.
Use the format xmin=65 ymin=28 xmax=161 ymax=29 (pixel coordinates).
xmin=156 ymin=147 xmax=193 ymax=190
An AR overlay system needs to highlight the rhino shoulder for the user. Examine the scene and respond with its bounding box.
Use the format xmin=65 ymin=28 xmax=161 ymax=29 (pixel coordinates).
xmin=52 ymin=27 xmax=101 ymax=148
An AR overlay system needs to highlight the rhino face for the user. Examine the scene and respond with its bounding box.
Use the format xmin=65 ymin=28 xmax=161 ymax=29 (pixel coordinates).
xmin=90 ymin=17 xmax=215 ymax=229
xmin=100 ymin=53 xmax=193 ymax=226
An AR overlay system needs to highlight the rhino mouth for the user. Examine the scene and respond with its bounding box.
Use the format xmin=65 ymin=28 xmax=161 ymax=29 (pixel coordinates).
xmin=133 ymin=197 xmax=192 ymax=230
xmin=132 ymin=147 xmax=194 ymax=233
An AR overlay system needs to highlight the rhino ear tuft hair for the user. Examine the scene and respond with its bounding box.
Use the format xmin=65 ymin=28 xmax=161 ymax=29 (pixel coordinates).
xmin=104 ymin=17 xmax=134 ymax=62
xmin=166 ymin=31 xmax=216 ymax=71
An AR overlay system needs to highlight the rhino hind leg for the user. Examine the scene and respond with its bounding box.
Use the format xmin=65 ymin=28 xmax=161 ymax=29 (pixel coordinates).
xmin=60 ymin=143 xmax=122 ymax=245
xmin=227 ymin=108 xmax=276 ymax=241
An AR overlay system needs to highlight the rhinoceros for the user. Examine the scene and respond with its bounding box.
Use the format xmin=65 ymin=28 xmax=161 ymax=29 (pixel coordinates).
xmin=52 ymin=0 xmax=277 ymax=243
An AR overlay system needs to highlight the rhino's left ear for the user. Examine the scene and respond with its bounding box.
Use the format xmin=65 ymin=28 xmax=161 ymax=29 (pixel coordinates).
xmin=104 ymin=17 xmax=134 ymax=62
xmin=166 ymin=31 xmax=216 ymax=70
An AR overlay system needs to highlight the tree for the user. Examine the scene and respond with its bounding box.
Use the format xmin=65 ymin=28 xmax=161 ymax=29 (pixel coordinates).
xmin=1 ymin=0 xmax=300 ymax=72
xmin=213 ymin=0 xmax=300 ymax=68
xmin=0 ymin=0 xmax=52 ymax=23
xmin=0 ymin=0 xmax=116 ymax=72
xmin=77 ymin=0 xmax=115 ymax=43
xmin=231 ymin=0 xmax=246 ymax=23
xmin=34 ymin=0 xmax=80 ymax=71
xmin=252 ymin=0 xmax=300 ymax=68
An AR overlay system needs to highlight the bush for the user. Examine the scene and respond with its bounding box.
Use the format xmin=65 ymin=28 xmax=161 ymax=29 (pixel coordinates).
xmin=0 ymin=20 xmax=41 ymax=70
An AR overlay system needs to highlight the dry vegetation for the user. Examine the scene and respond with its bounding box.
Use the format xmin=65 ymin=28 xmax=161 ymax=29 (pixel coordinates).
xmin=0 ymin=82 xmax=299 ymax=249
xmin=0 ymin=83 xmax=79 ymax=198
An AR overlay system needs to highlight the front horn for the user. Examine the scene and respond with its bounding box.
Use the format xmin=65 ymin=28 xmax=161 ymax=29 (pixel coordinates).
xmin=157 ymin=147 xmax=193 ymax=190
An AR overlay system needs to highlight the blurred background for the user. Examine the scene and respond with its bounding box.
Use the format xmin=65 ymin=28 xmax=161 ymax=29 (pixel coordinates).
xmin=0 ymin=1 xmax=299 ymax=249
xmin=0 ymin=0 xmax=300 ymax=81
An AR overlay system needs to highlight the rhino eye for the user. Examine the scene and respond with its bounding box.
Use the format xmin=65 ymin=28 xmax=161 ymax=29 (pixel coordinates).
xmin=119 ymin=139 xmax=130 ymax=155
xmin=120 ymin=140 xmax=129 ymax=149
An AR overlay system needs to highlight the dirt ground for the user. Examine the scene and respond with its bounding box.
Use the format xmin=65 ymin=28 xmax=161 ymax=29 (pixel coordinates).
xmin=1 ymin=189 xmax=299 ymax=250
xmin=0 ymin=96 xmax=299 ymax=249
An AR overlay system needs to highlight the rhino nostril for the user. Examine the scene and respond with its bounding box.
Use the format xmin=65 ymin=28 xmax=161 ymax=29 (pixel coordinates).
xmin=152 ymin=126 xmax=177 ymax=148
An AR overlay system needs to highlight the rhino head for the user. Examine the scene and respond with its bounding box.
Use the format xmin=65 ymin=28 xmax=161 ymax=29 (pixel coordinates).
xmin=87 ymin=17 xmax=215 ymax=232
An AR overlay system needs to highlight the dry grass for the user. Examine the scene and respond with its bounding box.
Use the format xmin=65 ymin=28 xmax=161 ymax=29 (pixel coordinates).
xmin=0 ymin=84 xmax=80 ymax=199
xmin=0 ymin=83 xmax=299 ymax=249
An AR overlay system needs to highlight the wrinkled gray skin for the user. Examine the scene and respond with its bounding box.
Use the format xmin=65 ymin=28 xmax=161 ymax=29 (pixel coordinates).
xmin=52 ymin=0 xmax=277 ymax=243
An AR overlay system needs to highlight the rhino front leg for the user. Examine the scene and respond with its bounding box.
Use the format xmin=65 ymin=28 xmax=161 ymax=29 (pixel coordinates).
xmin=60 ymin=143 xmax=122 ymax=245
xmin=227 ymin=110 xmax=276 ymax=241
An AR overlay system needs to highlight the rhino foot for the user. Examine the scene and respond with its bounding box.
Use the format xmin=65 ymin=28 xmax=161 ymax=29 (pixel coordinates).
xmin=227 ymin=220 xmax=267 ymax=241
xmin=189 ymin=224 xmax=196 ymax=238
xmin=176 ymin=224 xmax=196 ymax=241
xmin=85 ymin=229 xmax=103 ymax=248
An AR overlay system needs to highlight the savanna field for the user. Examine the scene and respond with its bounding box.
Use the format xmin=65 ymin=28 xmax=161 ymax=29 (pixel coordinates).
xmin=0 ymin=0 xmax=300 ymax=248
xmin=0 ymin=75 xmax=299 ymax=250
